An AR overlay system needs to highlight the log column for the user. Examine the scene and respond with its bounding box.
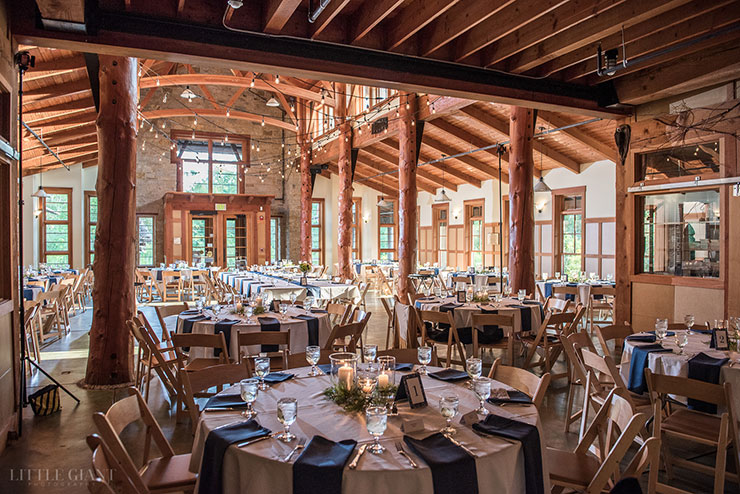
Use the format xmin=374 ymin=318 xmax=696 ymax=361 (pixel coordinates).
xmin=84 ymin=56 xmax=138 ymax=386
xmin=508 ymin=107 xmax=535 ymax=296
xmin=336 ymin=83 xmax=353 ymax=278
xmin=298 ymin=102 xmax=313 ymax=262
xmin=397 ymin=92 xmax=418 ymax=301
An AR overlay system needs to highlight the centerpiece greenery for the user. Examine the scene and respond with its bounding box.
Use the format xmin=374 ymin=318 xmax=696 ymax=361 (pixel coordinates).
xmin=253 ymin=305 xmax=266 ymax=315
xmin=323 ymin=383 xmax=398 ymax=413
xmin=472 ymin=293 xmax=490 ymax=303
xmin=299 ymin=262 xmax=312 ymax=274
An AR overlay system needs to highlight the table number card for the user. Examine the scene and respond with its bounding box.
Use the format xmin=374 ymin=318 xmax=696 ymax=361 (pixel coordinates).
xmin=456 ymin=290 xmax=466 ymax=303
xmin=714 ymin=328 xmax=729 ymax=350
xmin=395 ymin=372 xmax=428 ymax=408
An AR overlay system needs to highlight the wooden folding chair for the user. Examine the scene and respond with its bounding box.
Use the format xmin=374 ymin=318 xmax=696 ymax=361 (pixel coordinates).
xmin=544 ymin=296 xmax=572 ymax=314
xmin=135 ymin=268 xmax=154 ymax=303
xmin=547 ymin=388 xmax=653 ymax=494
xmin=155 ymin=303 xmax=189 ymax=343
xmin=92 ymin=387 xmax=197 ymax=493
xmin=594 ymin=323 xmax=634 ymax=361
xmin=470 ymin=312 xmax=516 ymax=365
xmin=171 ymin=333 xmax=231 ymax=371
xmin=646 ymin=370 xmax=738 ymax=494
xmin=159 ymin=270 xmax=182 ymax=302
xmin=127 ymin=317 xmax=179 ymax=402
xmin=23 ymin=303 xmax=42 ymax=364
xmin=36 ymin=290 xmax=64 ymax=342
xmin=377 ymin=348 xmax=439 ymax=367
xmin=86 ymin=434 xmax=138 ymax=494
xmin=417 ymin=309 xmax=467 ymax=370
xmin=237 ymin=330 xmax=290 ymax=371
xmin=561 ymin=331 xmax=599 ymax=433
xmin=286 ymin=349 xmax=331 ymax=369
xmin=324 ymin=320 xmax=366 ymax=354
xmin=326 ymin=302 xmax=353 ymax=326
xmin=488 ymin=357 xmax=550 ymax=410
xmin=180 ymin=362 xmax=250 ymax=432
xmin=589 ymin=286 xmax=615 ymax=331
xmin=552 ymin=284 xmax=579 ymax=303
xmin=521 ymin=310 xmax=576 ymax=379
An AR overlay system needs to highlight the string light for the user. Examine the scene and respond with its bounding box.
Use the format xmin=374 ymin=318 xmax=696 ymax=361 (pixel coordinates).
xmin=193 ymin=117 xmax=198 ymax=126
xmin=226 ymin=108 xmax=230 ymax=117
xmin=156 ymin=78 xmax=160 ymax=86
xmin=275 ymin=74 xmax=280 ymax=84
xmin=162 ymin=92 xmax=168 ymax=103
xmin=250 ymin=77 xmax=255 ymax=87
xmin=261 ymin=117 xmax=265 ymax=127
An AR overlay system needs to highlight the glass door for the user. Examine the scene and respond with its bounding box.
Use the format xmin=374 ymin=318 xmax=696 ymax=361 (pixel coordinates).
xmin=191 ymin=216 xmax=215 ymax=266
xmin=225 ymin=215 xmax=248 ymax=268
xmin=434 ymin=206 xmax=448 ymax=268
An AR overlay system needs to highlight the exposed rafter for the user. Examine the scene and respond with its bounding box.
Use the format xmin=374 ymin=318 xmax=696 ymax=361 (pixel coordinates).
xmin=141 ymin=108 xmax=297 ymax=132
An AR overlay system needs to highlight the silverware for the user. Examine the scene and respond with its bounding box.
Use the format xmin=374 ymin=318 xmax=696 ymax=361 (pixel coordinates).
xmin=395 ymin=442 xmax=418 ymax=468
xmin=443 ymin=433 xmax=475 ymax=456
xmin=348 ymin=443 xmax=368 ymax=469
xmin=204 ymin=407 xmax=242 ymax=412
xmin=237 ymin=434 xmax=272 ymax=448
xmin=283 ymin=437 xmax=307 ymax=462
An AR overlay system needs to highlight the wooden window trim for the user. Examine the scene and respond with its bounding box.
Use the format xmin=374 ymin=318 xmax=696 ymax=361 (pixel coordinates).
xmin=351 ymin=197 xmax=361 ymax=260
xmin=432 ymin=203 xmax=449 ymax=266
xmin=136 ymin=214 xmax=157 ymax=267
xmin=552 ymin=186 xmax=586 ymax=276
xmin=631 ymin=134 xmax=724 ymax=186
xmin=377 ymin=199 xmax=398 ymax=261
xmin=311 ymin=199 xmax=325 ymax=266
xmin=84 ymin=190 xmax=96 ymax=267
xmin=40 ymin=187 xmax=73 ymax=267
xmin=464 ymin=199 xmax=485 ymax=267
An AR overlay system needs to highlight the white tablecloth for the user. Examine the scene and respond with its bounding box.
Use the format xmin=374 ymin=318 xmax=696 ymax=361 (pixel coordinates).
xmin=415 ymin=297 xmax=543 ymax=334
xmin=221 ymin=272 xmax=361 ymax=303
xmin=189 ymin=366 xmax=549 ymax=494
xmin=176 ymin=307 xmax=332 ymax=358
xmin=535 ymin=281 xmax=614 ymax=305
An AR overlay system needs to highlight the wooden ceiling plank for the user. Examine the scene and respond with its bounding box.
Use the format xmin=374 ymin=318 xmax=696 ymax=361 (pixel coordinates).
xmin=501 ymin=0 xmax=695 ymax=74
xmin=356 ymin=154 xmax=436 ymax=194
xmin=24 ymin=133 xmax=97 ymax=152
xmin=310 ymin=0 xmax=351 ymax=39
xmin=142 ymin=108 xmax=296 ymax=132
xmin=28 ymin=55 xmax=86 ymax=73
xmin=23 ymin=97 xmax=94 ymax=115
xmin=25 ymin=108 xmax=96 ymax=128
xmin=29 ymin=149 xmax=99 ymax=168
xmin=35 ymin=0 xmax=85 ymax=23
xmin=327 ymin=162 xmax=399 ymax=197
xmin=350 ymin=0 xmax=406 ymax=42
xmin=362 ymin=145 xmax=458 ymax=190
xmin=24 ymin=142 xmax=98 ymax=160
xmin=263 ymin=0 xmax=303 ymax=34
xmin=23 ymin=78 xmax=91 ymax=100
xmin=426 ymin=116 xmax=511 ymax=173
xmin=422 ymin=135 xmax=504 ymax=181
xmin=453 ymin=0 xmax=566 ymax=62
xmin=385 ymin=0 xmax=461 ymax=50
xmin=537 ymin=111 xmax=616 ymax=161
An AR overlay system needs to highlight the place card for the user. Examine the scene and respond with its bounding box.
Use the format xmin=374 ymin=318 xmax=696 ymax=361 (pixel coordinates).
xmin=401 ymin=417 xmax=425 ymax=434
xmin=459 ymin=410 xmax=480 ymax=426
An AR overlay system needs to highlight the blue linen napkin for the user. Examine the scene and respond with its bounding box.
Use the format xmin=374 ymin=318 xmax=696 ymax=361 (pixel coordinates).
xmin=610 ymin=477 xmax=642 ymax=494
xmin=263 ymin=372 xmax=294 ymax=383
xmin=257 ymin=316 xmax=281 ymax=353
xmin=627 ymin=344 xmax=671 ymax=394
xmin=403 ymin=433 xmax=478 ymax=494
xmin=688 ymin=352 xmax=728 ymax=414
xmin=522 ymin=300 xmax=545 ymax=321
xmin=428 ymin=369 xmax=469 ymax=382
xmin=23 ymin=287 xmax=36 ymax=301
xmin=309 ymin=308 xmax=328 ymax=314
xmin=626 ymin=334 xmax=657 ymax=343
xmin=317 ymin=363 xmax=332 ymax=375
xmin=293 ymin=436 xmax=357 ymax=494
xmin=509 ymin=305 xmax=534 ymax=333
xmin=203 ymin=394 xmax=248 ymax=409
xmin=565 ymin=283 xmax=578 ymax=301
xmin=294 ymin=314 xmax=319 ymax=346
xmin=213 ymin=320 xmax=239 ymax=358
xmin=394 ymin=362 xmax=415 ymax=371
xmin=198 ymin=420 xmax=271 ymax=494
xmin=487 ymin=390 xmax=532 ymax=405
xmin=693 ymin=328 xmax=713 ymax=335
xmin=472 ymin=415 xmax=544 ymax=494
xmin=543 ymin=282 xmax=554 ymax=298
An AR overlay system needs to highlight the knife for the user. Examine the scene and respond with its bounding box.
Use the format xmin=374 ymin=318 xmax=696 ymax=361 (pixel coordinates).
xmin=444 ymin=433 xmax=475 ymax=456
xmin=237 ymin=435 xmax=272 ymax=448
xmin=203 ymin=407 xmax=243 ymax=412
xmin=348 ymin=443 xmax=368 ymax=469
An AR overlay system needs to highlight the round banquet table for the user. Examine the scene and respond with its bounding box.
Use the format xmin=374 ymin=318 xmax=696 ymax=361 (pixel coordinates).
xmin=189 ymin=366 xmax=549 ymax=494
xmin=414 ymin=296 xmax=543 ymax=334
xmin=620 ymin=329 xmax=740 ymax=411
xmin=176 ymin=306 xmax=332 ymax=359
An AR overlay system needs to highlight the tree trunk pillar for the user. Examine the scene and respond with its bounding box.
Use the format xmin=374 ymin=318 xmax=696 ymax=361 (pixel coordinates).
xmin=508 ymin=106 xmax=535 ymax=296
xmin=397 ymin=92 xmax=418 ymax=301
xmin=298 ymin=102 xmax=313 ymax=263
xmin=336 ymin=112 xmax=353 ymax=279
xmin=84 ymin=56 xmax=138 ymax=386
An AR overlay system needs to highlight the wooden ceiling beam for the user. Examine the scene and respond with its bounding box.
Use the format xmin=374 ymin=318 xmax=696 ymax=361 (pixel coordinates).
xmin=23 ymin=78 xmax=90 ymax=101
xmin=23 ymin=97 xmax=94 ymax=115
xmin=186 ymin=65 xmax=222 ymax=110
xmin=26 ymin=54 xmax=85 ymax=72
xmin=263 ymin=0 xmax=302 ymax=33
xmin=356 ymin=154 xmax=437 ymax=194
xmin=26 ymin=148 xmax=99 ymax=168
xmin=23 ymin=155 xmax=98 ymax=176
xmin=141 ymin=108 xmax=297 ymax=132
xmin=500 ymin=0 xmax=694 ymax=74
xmin=326 ymin=162 xmax=399 ymax=197
xmin=537 ymin=111 xmax=616 ymax=161
xmin=362 ymin=146 xmax=457 ymax=191
xmin=25 ymin=108 xmax=96 ymax=128
xmin=350 ymin=0 xmax=405 ymax=42
xmin=425 ymin=117 xmax=511 ymax=175
xmin=35 ymin=0 xmax=85 ymax=23
xmin=23 ymin=142 xmax=97 ymax=160
xmin=385 ymin=0 xmax=461 ymax=50
xmin=24 ymin=132 xmax=97 ymax=152
xmin=422 ymin=135 xmax=503 ymax=180
xmin=310 ymin=0 xmax=351 ymax=39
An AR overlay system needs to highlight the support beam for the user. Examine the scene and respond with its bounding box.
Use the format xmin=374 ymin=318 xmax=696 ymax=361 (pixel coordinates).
xmin=336 ymin=82 xmax=353 ymax=280
xmin=356 ymin=154 xmax=436 ymax=194
xmin=385 ymin=0 xmax=460 ymax=50
xmin=310 ymin=0 xmax=351 ymax=39
xmin=364 ymin=144 xmax=455 ymax=191
xmin=350 ymin=0 xmax=405 ymax=42
xmin=614 ymin=121 xmax=630 ymax=325
xmin=263 ymin=0 xmax=303 ymax=34
xmin=84 ymin=55 xmax=137 ymax=387
xmin=141 ymin=108 xmax=296 ymax=132
xmin=397 ymin=92 xmax=418 ymax=301
xmin=508 ymin=107 xmax=535 ymax=295
xmin=298 ymin=102 xmax=313 ymax=262
xmin=537 ymin=111 xmax=616 ymax=161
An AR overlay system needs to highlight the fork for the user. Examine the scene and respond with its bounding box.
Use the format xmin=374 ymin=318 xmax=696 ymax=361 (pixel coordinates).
xmin=283 ymin=437 xmax=307 ymax=462
xmin=395 ymin=442 xmax=418 ymax=468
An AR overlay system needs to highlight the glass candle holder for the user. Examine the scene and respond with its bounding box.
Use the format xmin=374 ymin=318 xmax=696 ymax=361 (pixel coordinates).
xmin=330 ymin=352 xmax=358 ymax=389
xmin=376 ymin=356 xmax=396 ymax=388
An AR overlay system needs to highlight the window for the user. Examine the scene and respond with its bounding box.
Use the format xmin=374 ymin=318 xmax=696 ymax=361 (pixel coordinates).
xmin=376 ymin=87 xmax=389 ymax=103
xmin=562 ymin=212 xmax=583 ymax=279
xmin=434 ymin=206 xmax=448 ymax=268
xmin=271 ymin=216 xmax=282 ymax=262
xmin=174 ymin=132 xmax=246 ymax=194
xmin=467 ymin=203 xmax=484 ymax=268
xmin=311 ymin=200 xmax=324 ymax=265
xmin=225 ymin=215 xmax=247 ymax=267
xmin=40 ymin=188 xmax=72 ymax=268
xmin=639 ymin=189 xmax=720 ymax=278
xmin=85 ymin=191 xmax=97 ymax=266
xmin=191 ymin=216 xmax=215 ymax=265
xmin=637 ymin=141 xmax=720 ymax=181
xmin=137 ymin=215 xmax=155 ymax=266
xmin=378 ymin=200 xmax=396 ymax=261
xmin=351 ymin=198 xmax=361 ymax=260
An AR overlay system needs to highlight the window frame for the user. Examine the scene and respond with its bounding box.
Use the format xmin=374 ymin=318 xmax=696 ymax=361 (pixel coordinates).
xmin=311 ymin=199 xmax=325 ymax=266
xmin=39 ymin=187 xmax=73 ymax=268
xmin=136 ymin=214 xmax=157 ymax=267
xmin=377 ymin=199 xmax=397 ymax=261
xmin=351 ymin=197 xmax=361 ymax=260
xmin=552 ymin=186 xmax=585 ymax=280
xmin=270 ymin=215 xmax=282 ymax=262
xmin=464 ymin=199 xmax=485 ymax=268
xmin=171 ymin=130 xmax=249 ymax=194
xmin=84 ymin=191 xmax=97 ymax=266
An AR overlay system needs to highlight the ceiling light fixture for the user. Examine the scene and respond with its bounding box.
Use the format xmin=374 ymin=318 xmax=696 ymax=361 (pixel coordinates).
xmin=266 ymin=97 xmax=280 ymax=107
xmin=435 ymin=156 xmax=451 ymax=202
xmin=534 ymin=130 xmax=552 ymax=192
xmin=227 ymin=0 xmax=243 ymax=8
xmin=180 ymin=86 xmax=196 ymax=102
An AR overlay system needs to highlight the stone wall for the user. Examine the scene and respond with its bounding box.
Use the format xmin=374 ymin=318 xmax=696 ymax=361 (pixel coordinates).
xmin=135 ymin=67 xmax=302 ymax=264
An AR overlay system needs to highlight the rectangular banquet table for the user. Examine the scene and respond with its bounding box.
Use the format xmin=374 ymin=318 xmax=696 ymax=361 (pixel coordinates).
xmin=221 ymin=271 xmax=361 ymax=303
xmin=535 ymin=280 xmax=614 ymax=305
xmin=189 ymin=366 xmax=549 ymax=494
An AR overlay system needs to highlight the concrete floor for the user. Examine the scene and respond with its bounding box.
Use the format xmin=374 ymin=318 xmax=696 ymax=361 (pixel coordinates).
xmin=0 ymin=292 xmax=728 ymax=493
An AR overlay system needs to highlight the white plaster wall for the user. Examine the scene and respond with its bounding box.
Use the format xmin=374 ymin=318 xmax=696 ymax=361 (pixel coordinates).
xmin=419 ymin=178 xmax=508 ymax=227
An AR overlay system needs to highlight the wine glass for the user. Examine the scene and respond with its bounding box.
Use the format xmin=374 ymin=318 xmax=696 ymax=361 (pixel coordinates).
xmin=517 ymin=289 xmax=526 ymax=303
xmin=655 ymin=318 xmax=668 ymax=341
xmin=439 ymin=395 xmax=459 ymax=435
xmin=276 ymin=397 xmax=298 ymax=442
xmin=684 ymin=314 xmax=695 ymax=333
xmin=417 ymin=346 xmax=432 ymax=375
xmin=239 ymin=378 xmax=259 ymax=418
xmin=472 ymin=377 xmax=491 ymax=415
xmin=366 ymin=406 xmax=388 ymax=454
xmin=245 ymin=305 xmax=254 ymax=323
xmin=290 ymin=293 xmax=298 ymax=305
xmin=674 ymin=332 xmax=689 ymax=355
xmin=280 ymin=303 xmax=289 ymax=321
xmin=433 ymin=284 xmax=442 ymax=298
xmin=254 ymin=356 xmax=270 ymax=390
xmin=306 ymin=345 xmax=321 ymax=376
xmin=555 ymin=271 xmax=560 ymax=280
xmin=465 ymin=288 xmax=474 ymax=303
xmin=362 ymin=344 xmax=378 ymax=363
xmin=304 ymin=296 xmax=314 ymax=311
xmin=466 ymin=357 xmax=482 ymax=381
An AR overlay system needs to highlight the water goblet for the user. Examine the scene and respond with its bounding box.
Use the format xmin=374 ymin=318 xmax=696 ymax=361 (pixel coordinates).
xmin=674 ymin=333 xmax=689 ymax=355
xmin=366 ymin=406 xmax=388 ymax=454
xmin=465 ymin=288 xmax=474 ymax=303
xmin=306 ymin=345 xmax=321 ymax=376
xmin=280 ymin=303 xmax=289 ymax=321
xmin=239 ymin=378 xmax=259 ymax=418
xmin=684 ymin=314 xmax=695 ymax=333
xmin=655 ymin=318 xmax=668 ymax=341
xmin=466 ymin=357 xmax=482 ymax=381
xmin=245 ymin=305 xmax=254 ymax=323
xmin=472 ymin=377 xmax=492 ymax=415
xmin=304 ymin=297 xmax=314 ymax=311
xmin=290 ymin=293 xmax=298 ymax=305
xmin=433 ymin=285 xmax=442 ymax=298
xmin=555 ymin=272 xmax=560 ymax=280
xmin=417 ymin=346 xmax=432 ymax=375
xmin=254 ymin=356 xmax=270 ymax=390
xmin=517 ymin=289 xmax=526 ymax=302
xmin=363 ymin=344 xmax=378 ymax=363
xmin=196 ymin=297 xmax=204 ymax=310
xmin=439 ymin=395 xmax=459 ymax=435
xmin=276 ymin=397 xmax=298 ymax=442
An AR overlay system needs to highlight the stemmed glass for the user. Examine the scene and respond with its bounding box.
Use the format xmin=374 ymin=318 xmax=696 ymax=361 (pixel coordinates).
xmin=363 ymin=344 xmax=378 ymax=364
xmin=684 ymin=314 xmax=695 ymax=333
xmin=472 ymin=377 xmax=492 ymax=415
xmin=276 ymin=397 xmax=298 ymax=442
xmin=254 ymin=355 xmax=270 ymax=390
xmin=674 ymin=332 xmax=689 ymax=355
xmin=245 ymin=305 xmax=254 ymax=323
xmin=439 ymin=395 xmax=459 ymax=435
xmin=239 ymin=378 xmax=259 ymax=418
xmin=465 ymin=288 xmax=474 ymax=303
xmin=655 ymin=318 xmax=668 ymax=341
xmin=280 ymin=303 xmax=289 ymax=321
xmin=304 ymin=297 xmax=314 ymax=311
xmin=365 ymin=406 xmax=388 ymax=454
xmin=290 ymin=293 xmax=298 ymax=305
xmin=466 ymin=357 xmax=482 ymax=383
xmin=417 ymin=346 xmax=432 ymax=375
xmin=517 ymin=289 xmax=526 ymax=303
xmin=305 ymin=345 xmax=321 ymax=376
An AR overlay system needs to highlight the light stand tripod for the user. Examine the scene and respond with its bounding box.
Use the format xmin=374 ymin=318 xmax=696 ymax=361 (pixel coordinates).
xmin=16 ymin=51 xmax=80 ymax=437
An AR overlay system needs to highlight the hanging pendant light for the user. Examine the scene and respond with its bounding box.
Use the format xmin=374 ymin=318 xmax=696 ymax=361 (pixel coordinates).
xmin=32 ymin=158 xmax=47 ymax=197
xmin=434 ymin=156 xmax=451 ymax=202
xmin=180 ymin=86 xmax=196 ymax=102
xmin=533 ymin=132 xmax=551 ymax=192
xmin=266 ymin=97 xmax=280 ymax=107
xmin=377 ymin=169 xmax=389 ymax=207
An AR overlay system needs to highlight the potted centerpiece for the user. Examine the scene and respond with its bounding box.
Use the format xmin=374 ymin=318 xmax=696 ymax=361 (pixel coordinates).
xmin=299 ymin=261 xmax=311 ymax=286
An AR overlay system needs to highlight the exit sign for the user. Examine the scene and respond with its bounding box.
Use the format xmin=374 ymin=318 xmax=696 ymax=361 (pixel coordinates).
xmin=215 ymin=203 xmax=227 ymax=211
